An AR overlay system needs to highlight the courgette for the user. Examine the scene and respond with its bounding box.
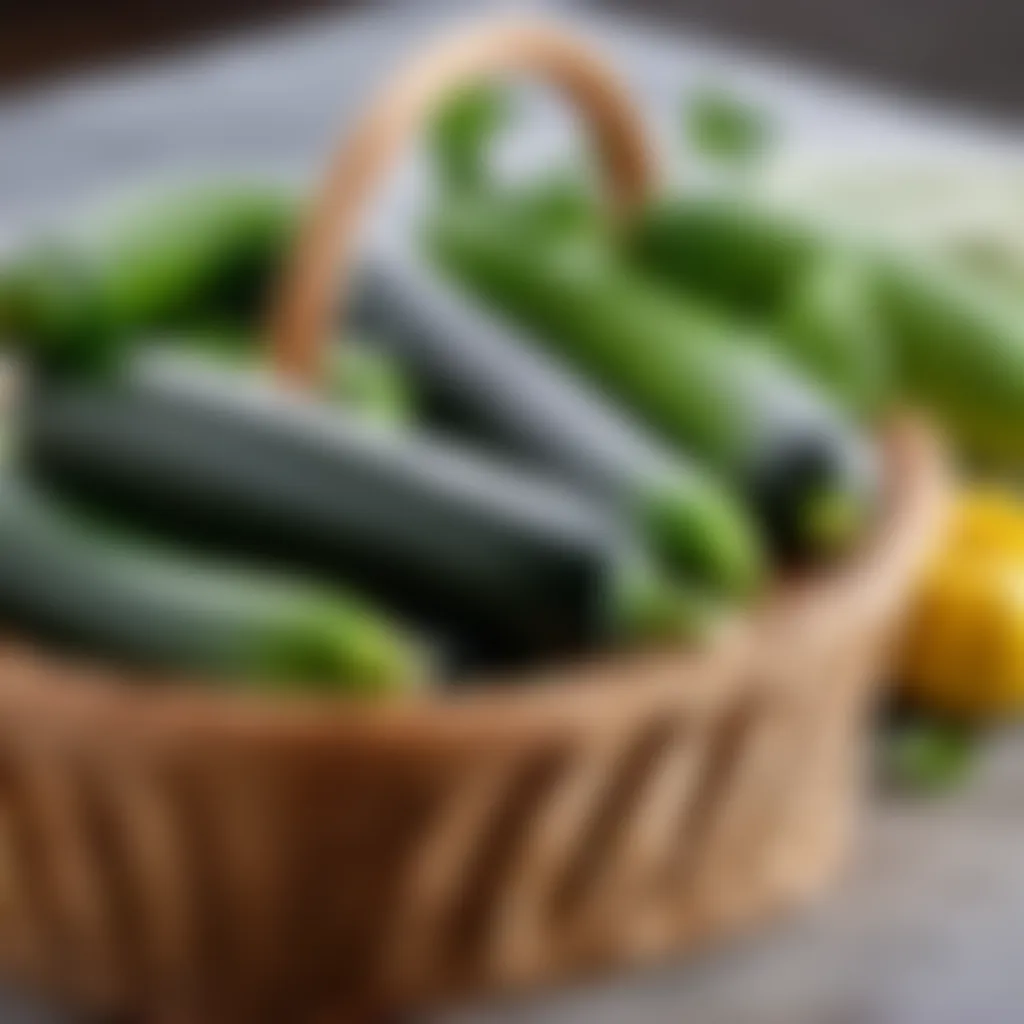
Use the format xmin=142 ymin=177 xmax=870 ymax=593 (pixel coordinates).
xmin=351 ymin=244 xmax=761 ymax=594
xmin=776 ymin=254 xmax=892 ymax=418
xmin=429 ymin=198 xmax=877 ymax=559
xmin=0 ymin=184 xmax=296 ymax=373
xmin=0 ymin=471 xmax=424 ymax=694
xmin=870 ymin=257 xmax=1024 ymax=463
xmin=630 ymin=192 xmax=1024 ymax=464
xmin=629 ymin=193 xmax=824 ymax=320
xmin=22 ymin=350 xmax=710 ymax=660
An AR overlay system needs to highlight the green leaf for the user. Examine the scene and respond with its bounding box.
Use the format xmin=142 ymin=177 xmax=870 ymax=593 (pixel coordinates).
xmin=685 ymin=84 xmax=774 ymax=166
xmin=882 ymin=719 xmax=979 ymax=796
xmin=430 ymin=83 xmax=510 ymax=194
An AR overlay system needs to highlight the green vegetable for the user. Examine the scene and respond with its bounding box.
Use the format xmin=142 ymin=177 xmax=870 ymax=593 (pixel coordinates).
xmin=630 ymin=194 xmax=823 ymax=320
xmin=352 ymin=245 xmax=761 ymax=595
xmin=630 ymin=192 xmax=1024 ymax=464
xmin=0 ymin=184 xmax=297 ymax=373
xmin=430 ymin=83 xmax=510 ymax=195
xmin=639 ymin=194 xmax=892 ymax=416
xmin=24 ymin=349 xmax=712 ymax=660
xmin=882 ymin=720 xmax=978 ymax=796
xmin=0 ymin=471 xmax=424 ymax=694
xmin=428 ymin=81 xmax=599 ymax=238
xmin=871 ymin=257 xmax=1024 ymax=463
xmin=777 ymin=255 xmax=892 ymax=418
xmin=685 ymin=84 xmax=774 ymax=167
xmin=507 ymin=178 xmax=601 ymax=247
xmin=429 ymin=198 xmax=876 ymax=560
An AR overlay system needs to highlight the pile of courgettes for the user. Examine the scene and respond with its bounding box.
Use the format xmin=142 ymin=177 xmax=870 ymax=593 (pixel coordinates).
xmin=4 ymin=82 xmax=958 ymax=698
xmin=0 ymin=178 xmax=729 ymax=694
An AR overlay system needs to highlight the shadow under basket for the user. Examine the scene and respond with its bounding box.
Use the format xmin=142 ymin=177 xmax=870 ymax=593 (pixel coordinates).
xmin=0 ymin=419 xmax=946 ymax=1020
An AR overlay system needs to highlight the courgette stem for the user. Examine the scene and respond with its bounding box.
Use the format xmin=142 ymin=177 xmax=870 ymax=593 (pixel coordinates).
xmin=642 ymin=479 xmax=762 ymax=596
xmin=253 ymin=595 xmax=427 ymax=695
xmin=798 ymin=488 xmax=865 ymax=557
xmin=609 ymin=559 xmax=720 ymax=644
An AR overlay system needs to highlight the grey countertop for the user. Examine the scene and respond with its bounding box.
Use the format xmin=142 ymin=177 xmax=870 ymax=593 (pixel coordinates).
xmin=1 ymin=5 xmax=1024 ymax=1022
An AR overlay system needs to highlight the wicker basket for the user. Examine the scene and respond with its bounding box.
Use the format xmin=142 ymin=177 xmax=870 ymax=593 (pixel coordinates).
xmin=0 ymin=18 xmax=949 ymax=1023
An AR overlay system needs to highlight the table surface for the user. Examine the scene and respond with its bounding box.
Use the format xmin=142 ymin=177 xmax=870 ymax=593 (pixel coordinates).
xmin=1 ymin=5 xmax=1023 ymax=1022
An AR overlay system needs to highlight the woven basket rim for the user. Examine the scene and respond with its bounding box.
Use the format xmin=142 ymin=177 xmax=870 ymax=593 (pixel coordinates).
xmin=0 ymin=417 xmax=948 ymax=755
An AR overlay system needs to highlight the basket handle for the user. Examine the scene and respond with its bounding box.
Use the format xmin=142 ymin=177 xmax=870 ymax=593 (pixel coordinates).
xmin=268 ymin=17 xmax=655 ymax=386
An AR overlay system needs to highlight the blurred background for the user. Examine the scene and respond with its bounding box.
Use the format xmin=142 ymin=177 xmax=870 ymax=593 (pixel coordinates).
xmin=4 ymin=0 xmax=1024 ymax=119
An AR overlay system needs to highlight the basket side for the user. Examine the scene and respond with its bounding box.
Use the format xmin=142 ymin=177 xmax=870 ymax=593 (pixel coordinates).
xmin=0 ymin=420 xmax=947 ymax=1018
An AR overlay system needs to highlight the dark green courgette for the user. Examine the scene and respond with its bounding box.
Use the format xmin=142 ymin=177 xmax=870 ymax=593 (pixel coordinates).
xmin=0 ymin=471 xmax=424 ymax=694
xmin=0 ymin=184 xmax=296 ymax=373
xmin=351 ymin=244 xmax=761 ymax=594
xmin=629 ymin=193 xmax=825 ymax=320
xmin=429 ymin=199 xmax=877 ymax=559
xmin=22 ymin=350 xmax=711 ymax=661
